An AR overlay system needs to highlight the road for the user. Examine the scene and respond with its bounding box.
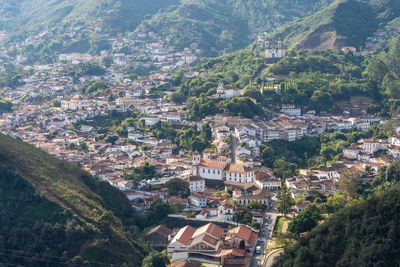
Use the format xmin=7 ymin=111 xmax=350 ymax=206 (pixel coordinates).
xmin=250 ymin=196 xmax=278 ymax=267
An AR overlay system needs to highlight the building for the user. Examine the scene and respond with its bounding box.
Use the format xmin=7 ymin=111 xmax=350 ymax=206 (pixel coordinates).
xmin=235 ymin=190 xmax=271 ymax=206
xmin=265 ymin=40 xmax=286 ymax=59
xmin=216 ymin=82 xmax=242 ymax=99
xmin=281 ymin=104 xmax=301 ymax=116
xmin=226 ymin=225 xmax=258 ymax=249
xmin=168 ymin=223 xmax=225 ymax=264
xmin=145 ymin=225 xmax=172 ymax=249
xmin=188 ymin=176 xmax=206 ymax=193
xmin=224 ymin=164 xmax=254 ymax=183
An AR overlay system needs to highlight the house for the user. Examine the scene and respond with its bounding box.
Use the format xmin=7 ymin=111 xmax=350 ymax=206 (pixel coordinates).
xmin=255 ymin=172 xmax=281 ymax=190
xmin=188 ymin=176 xmax=206 ymax=193
xmin=361 ymin=139 xmax=387 ymax=154
xmin=190 ymin=192 xmax=208 ymax=208
xmin=281 ymin=104 xmax=301 ymax=116
xmin=218 ymin=248 xmax=251 ymax=267
xmin=235 ymin=190 xmax=271 ymax=206
xmin=226 ymin=225 xmax=258 ymax=249
xmin=294 ymin=200 xmax=312 ymax=213
xmin=224 ymin=164 xmax=254 ymax=183
xmin=168 ymin=223 xmax=225 ymax=263
xmin=217 ymin=199 xmax=235 ymax=222
xmin=145 ymin=225 xmax=172 ymax=249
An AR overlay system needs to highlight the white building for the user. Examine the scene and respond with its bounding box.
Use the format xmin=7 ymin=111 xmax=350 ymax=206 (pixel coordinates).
xmin=188 ymin=176 xmax=206 ymax=193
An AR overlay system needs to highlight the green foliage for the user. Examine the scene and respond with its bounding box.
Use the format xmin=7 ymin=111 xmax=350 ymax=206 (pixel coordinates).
xmin=142 ymin=251 xmax=169 ymax=267
xmin=223 ymin=97 xmax=264 ymax=118
xmin=273 ymin=184 xmax=400 ymax=266
xmin=273 ymin=0 xmax=400 ymax=49
xmin=273 ymin=160 xmax=297 ymax=179
xmin=127 ymin=163 xmax=156 ymax=184
xmin=276 ymin=184 xmax=295 ymax=215
xmin=0 ymin=134 xmax=144 ymax=266
xmin=0 ymin=98 xmax=13 ymax=113
xmin=83 ymin=80 xmax=110 ymax=94
xmin=166 ymin=178 xmax=190 ymax=198
xmin=145 ymin=201 xmax=172 ymax=226
xmin=288 ymin=208 xmax=322 ymax=235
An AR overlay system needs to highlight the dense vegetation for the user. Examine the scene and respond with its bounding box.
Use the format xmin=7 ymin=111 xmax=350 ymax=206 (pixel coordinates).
xmin=273 ymin=183 xmax=400 ymax=266
xmin=272 ymin=0 xmax=400 ymax=49
xmin=137 ymin=0 xmax=334 ymax=55
xmin=0 ymin=0 xmax=334 ymax=59
xmin=0 ymin=134 xmax=145 ymax=266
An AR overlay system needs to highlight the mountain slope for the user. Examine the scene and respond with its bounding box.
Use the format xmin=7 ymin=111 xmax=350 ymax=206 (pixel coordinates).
xmin=0 ymin=134 xmax=144 ymax=266
xmin=273 ymin=184 xmax=400 ymax=266
xmin=136 ymin=0 xmax=334 ymax=55
xmin=272 ymin=0 xmax=400 ymax=50
xmin=0 ymin=0 xmax=333 ymax=56
xmin=0 ymin=0 xmax=179 ymax=34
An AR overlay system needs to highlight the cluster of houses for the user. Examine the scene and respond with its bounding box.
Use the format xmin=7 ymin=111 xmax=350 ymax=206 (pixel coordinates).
xmin=145 ymin=223 xmax=258 ymax=267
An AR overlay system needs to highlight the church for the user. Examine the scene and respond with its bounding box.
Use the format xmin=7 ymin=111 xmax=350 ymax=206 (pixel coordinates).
xmin=265 ymin=40 xmax=286 ymax=59
xmin=192 ymin=152 xmax=254 ymax=183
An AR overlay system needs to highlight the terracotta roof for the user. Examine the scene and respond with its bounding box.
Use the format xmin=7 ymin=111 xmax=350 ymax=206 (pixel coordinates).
xmin=193 ymin=223 xmax=225 ymax=240
xmin=228 ymin=225 xmax=258 ymax=246
xmin=146 ymin=225 xmax=172 ymax=238
xmin=218 ymin=248 xmax=249 ymax=257
xmin=223 ymin=163 xmax=252 ymax=173
xmin=198 ymin=159 xmax=227 ymax=169
xmin=175 ymin=225 xmax=196 ymax=246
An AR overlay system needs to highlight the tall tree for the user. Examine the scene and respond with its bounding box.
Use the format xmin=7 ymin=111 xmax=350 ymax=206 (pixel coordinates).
xmin=277 ymin=183 xmax=294 ymax=216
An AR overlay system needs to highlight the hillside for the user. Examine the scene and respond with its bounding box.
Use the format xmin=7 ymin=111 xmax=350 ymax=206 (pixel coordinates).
xmin=0 ymin=134 xmax=144 ymax=266
xmin=272 ymin=184 xmax=400 ymax=266
xmin=0 ymin=0 xmax=179 ymax=35
xmin=0 ymin=0 xmax=333 ymax=56
xmin=272 ymin=0 xmax=400 ymax=50
xmin=136 ymin=0 xmax=334 ymax=55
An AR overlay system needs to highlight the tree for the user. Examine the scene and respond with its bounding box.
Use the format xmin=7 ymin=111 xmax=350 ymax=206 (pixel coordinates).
xmin=273 ymin=159 xmax=297 ymax=179
xmin=339 ymin=169 xmax=362 ymax=198
xmin=276 ymin=183 xmax=294 ymax=216
xmin=166 ymin=178 xmax=190 ymax=198
xmin=386 ymin=159 xmax=400 ymax=183
xmin=261 ymin=146 xmax=274 ymax=167
xmin=288 ymin=209 xmax=321 ymax=235
xmin=248 ymin=200 xmax=266 ymax=210
xmin=142 ymin=251 xmax=168 ymax=267
xmin=146 ymin=201 xmax=172 ymax=225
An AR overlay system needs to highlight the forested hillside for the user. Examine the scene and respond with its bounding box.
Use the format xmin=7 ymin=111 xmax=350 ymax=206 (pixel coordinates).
xmin=273 ymin=183 xmax=400 ymax=266
xmin=0 ymin=0 xmax=334 ymax=56
xmin=272 ymin=0 xmax=400 ymax=49
xmin=0 ymin=0 xmax=179 ymax=34
xmin=0 ymin=134 xmax=144 ymax=266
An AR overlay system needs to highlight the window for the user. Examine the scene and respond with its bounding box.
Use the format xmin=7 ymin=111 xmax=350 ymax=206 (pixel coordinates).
xmin=208 ymin=169 xmax=210 ymax=173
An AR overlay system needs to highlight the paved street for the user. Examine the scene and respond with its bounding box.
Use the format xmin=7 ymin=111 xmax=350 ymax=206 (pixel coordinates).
xmin=251 ymin=196 xmax=278 ymax=267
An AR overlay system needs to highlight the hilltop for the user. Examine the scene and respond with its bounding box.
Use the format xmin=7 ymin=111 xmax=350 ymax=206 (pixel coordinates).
xmin=272 ymin=0 xmax=400 ymax=50
xmin=0 ymin=134 xmax=144 ymax=266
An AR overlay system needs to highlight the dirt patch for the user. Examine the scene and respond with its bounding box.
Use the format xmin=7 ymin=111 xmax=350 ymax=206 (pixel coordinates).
xmin=335 ymin=95 xmax=373 ymax=116
xmin=298 ymin=25 xmax=337 ymax=50
xmin=281 ymin=220 xmax=289 ymax=234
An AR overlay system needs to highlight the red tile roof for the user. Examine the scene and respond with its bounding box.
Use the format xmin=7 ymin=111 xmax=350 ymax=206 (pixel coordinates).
xmin=146 ymin=225 xmax=172 ymax=238
xmin=198 ymin=160 xmax=228 ymax=169
xmin=228 ymin=225 xmax=258 ymax=246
